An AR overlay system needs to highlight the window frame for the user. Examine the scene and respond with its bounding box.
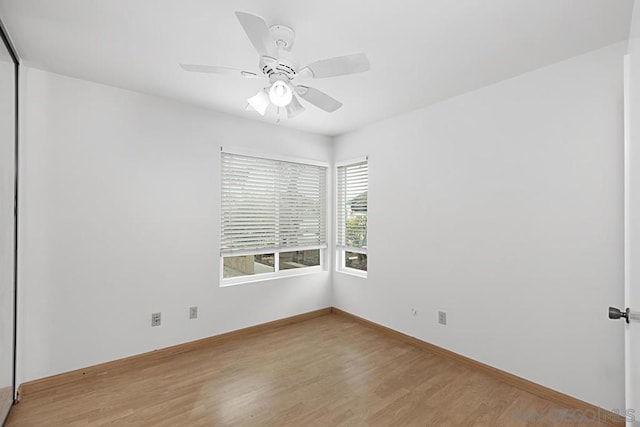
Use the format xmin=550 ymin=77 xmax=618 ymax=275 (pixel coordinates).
xmin=335 ymin=156 xmax=368 ymax=278
xmin=219 ymin=146 xmax=329 ymax=286
xmin=220 ymin=248 xmax=326 ymax=287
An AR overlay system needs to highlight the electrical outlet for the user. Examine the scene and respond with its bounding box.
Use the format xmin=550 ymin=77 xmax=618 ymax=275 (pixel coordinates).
xmin=438 ymin=311 xmax=447 ymax=325
xmin=151 ymin=312 xmax=161 ymax=327
xmin=189 ymin=306 xmax=198 ymax=319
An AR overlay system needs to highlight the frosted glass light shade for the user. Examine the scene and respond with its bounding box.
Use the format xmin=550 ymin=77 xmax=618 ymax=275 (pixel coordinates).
xmin=269 ymin=81 xmax=293 ymax=107
xmin=247 ymin=91 xmax=270 ymax=116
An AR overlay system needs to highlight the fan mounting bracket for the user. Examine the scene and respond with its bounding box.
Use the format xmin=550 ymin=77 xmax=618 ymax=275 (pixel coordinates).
xmin=270 ymin=25 xmax=295 ymax=51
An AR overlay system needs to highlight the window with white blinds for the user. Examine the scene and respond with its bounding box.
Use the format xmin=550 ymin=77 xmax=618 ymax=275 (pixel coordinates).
xmin=221 ymin=152 xmax=327 ymax=256
xmin=336 ymin=159 xmax=368 ymax=274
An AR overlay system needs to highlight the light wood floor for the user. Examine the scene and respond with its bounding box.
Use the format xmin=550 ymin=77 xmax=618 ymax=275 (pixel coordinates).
xmin=6 ymin=314 xmax=612 ymax=426
xmin=1 ymin=386 xmax=13 ymax=425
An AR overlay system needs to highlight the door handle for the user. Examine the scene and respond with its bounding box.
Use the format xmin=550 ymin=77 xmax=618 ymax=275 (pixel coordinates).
xmin=609 ymin=306 xmax=640 ymax=323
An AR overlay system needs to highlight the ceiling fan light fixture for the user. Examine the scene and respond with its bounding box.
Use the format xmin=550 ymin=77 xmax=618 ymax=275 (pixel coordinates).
xmin=181 ymin=12 xmax=370 ymax=118
xmin=286 ymin=95 xmax=305 ymax=119
xmin=269 ymin=80 xmax=293 ymax=107
xmin=247 ymin=90 xmax=270 ymax=116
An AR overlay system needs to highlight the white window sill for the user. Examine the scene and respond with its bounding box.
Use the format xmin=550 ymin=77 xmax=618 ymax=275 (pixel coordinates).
xmin=336 ymin=268 xmax=367 ymax=279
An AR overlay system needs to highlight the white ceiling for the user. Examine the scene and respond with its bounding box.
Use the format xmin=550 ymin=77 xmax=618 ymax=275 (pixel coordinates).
xmin=0 ymin=0 xmax=634 ymax=136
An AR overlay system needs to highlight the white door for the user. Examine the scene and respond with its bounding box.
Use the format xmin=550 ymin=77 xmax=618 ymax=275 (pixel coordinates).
xmin=624 ymin=43 xmax=640 ymax=425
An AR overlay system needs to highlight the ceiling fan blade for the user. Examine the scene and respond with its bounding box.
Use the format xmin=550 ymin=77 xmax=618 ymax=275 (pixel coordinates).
xmin=296 ymin=86 xmax=342 ymax=112
xmin=299 ymin=53 xmax=370 ymax=79
xmin=180 ymin=64 xmax=260 ymax=79
xmin=286 ymin=95 xmax=305 ymax=118
xmin=235 ymin=12 xmax=276 ymax=57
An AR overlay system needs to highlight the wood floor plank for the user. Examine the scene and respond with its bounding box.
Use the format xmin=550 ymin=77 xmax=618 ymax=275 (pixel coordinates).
xmin=5 ymin=314 xmax=617 ymax=426
xmin=0 ymin=386 xmax=13 ymax=425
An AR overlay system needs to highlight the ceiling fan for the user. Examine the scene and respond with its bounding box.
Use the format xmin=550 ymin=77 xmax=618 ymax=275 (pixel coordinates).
xmin=180 ymin=11 xmax=370 ymax=119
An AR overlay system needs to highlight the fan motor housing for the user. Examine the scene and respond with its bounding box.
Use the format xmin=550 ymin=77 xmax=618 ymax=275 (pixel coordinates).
xmin=260 ymin=51 xmax=298 ymax=79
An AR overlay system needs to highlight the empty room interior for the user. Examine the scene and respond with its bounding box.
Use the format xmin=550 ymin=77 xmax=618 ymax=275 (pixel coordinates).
xmin=2 ymin=0 xmax=640 ymax=425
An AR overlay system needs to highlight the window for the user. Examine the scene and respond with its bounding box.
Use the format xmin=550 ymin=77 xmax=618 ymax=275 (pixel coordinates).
xmin=336 ymin=158 xmax=368 ymax=276
xmin=220 ymin=150 xmax=327 ymax=285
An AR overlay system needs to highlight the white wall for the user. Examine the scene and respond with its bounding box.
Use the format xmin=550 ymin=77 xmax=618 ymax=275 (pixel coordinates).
xmin=17 ymin=67 xmax=333 ymax=385
xmin=333 ymin=43 xmax=625 ymax=410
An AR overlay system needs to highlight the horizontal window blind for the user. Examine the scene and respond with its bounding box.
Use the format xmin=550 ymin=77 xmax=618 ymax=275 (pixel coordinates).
xmin=337 ymin=160 xmax=368 ymax=250
xmin=221 ymin=152 xmax=327 ymax=255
